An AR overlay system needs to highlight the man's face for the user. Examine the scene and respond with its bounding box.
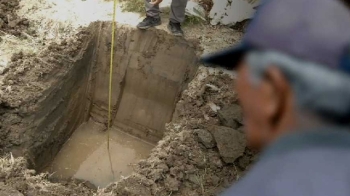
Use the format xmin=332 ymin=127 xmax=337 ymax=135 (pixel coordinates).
xmin=236 ymin=61 xmax=295 ymax=149
xmin=235 ymin=60 xmax=293 ymax=149
xmin=235 ymin=63 xmax=269 ymax=149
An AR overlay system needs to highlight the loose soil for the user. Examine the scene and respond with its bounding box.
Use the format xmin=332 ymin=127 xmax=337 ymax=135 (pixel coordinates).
xmin=0 ymin=0 xmax=252 ymax=195
xmin=0 ymin=0 xmax=32 ymax=36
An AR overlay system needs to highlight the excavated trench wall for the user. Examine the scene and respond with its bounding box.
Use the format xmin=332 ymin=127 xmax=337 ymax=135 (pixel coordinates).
xmin=13 ymin=22 xmax=197 ymax=170
xmin=89 ymin=22 xmax=198 ymax=143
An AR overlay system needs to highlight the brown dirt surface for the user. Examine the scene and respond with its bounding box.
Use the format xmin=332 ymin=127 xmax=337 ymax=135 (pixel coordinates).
xmin=0 ymin=155 xmax=94 ymax=195
xmin=0 ymin=0 xmax=33 ymax=37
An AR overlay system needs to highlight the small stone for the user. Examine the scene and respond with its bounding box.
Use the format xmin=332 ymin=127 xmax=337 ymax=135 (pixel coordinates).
xmin=218 ymin=104 xmax=243 ymax=129
xmin=195 ymin=129 xmax=215 ymax=148
xmin=209 ymin=126 xmax=246 ymax=163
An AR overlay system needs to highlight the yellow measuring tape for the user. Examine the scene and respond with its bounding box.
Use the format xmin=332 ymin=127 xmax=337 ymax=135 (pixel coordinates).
xmin=107 ymin=0 xmax=118 ymax=179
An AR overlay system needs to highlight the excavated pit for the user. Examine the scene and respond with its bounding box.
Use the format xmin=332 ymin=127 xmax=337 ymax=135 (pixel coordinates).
xmin=16 ymin=22 xmax=198 ymax=187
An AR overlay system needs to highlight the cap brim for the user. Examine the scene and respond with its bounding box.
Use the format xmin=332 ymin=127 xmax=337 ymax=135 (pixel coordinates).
xmin=200 ymin=43 xmax=249 ymax=70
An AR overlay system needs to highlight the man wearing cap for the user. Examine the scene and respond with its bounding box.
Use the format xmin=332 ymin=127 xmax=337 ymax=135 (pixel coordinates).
xmin=202 ymin=0 xmax=350 ymax=195
xmin=137 ymin=0 xmax=187 ymax=37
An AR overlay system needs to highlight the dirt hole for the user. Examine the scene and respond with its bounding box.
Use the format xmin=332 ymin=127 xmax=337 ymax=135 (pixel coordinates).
xmin=14 ymin=22 xmax=197 ymax=188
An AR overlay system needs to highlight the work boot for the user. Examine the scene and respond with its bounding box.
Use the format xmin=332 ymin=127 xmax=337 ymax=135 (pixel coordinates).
xmin=137 ymin=16 xmax=161 ymax=30
xmin=167 ymin=21 xmax=184 ymax=37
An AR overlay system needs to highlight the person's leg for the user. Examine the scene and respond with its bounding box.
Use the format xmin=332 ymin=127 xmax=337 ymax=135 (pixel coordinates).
xmin=169 ymin=0 xmax=188 ymax=23
xmin=137 ymin=0 xmax=162 ymax=29
xmin=168 ymin=0 xmax=188 ymax=36
xmin=145 ymin=0 xmax=160 ymax=19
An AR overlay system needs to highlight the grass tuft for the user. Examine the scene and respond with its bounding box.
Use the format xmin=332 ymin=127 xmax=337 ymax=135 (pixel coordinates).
xmin=121 ymin=0 xmax=145 ymax=14
xmin=183 ymin=15 xmax=205 ymax=26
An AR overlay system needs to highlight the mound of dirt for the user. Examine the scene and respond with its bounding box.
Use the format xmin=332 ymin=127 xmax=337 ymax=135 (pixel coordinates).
xmin=0 ymin=0 xmax=32 ymax=36
xmin=0 ymin=155 xmax=94 ymax=196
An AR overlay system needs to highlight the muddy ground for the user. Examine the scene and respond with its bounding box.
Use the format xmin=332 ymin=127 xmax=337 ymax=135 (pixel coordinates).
xmin=0 ymin=0 xmax=252 ymax=195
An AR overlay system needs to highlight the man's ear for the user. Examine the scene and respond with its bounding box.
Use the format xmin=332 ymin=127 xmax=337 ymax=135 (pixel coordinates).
xmin=262 ymin=66 xmax=290 ymax=127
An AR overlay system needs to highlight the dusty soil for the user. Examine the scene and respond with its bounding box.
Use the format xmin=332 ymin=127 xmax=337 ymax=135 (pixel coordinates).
xmin=0 ymin=0 xmax=32 ymax=36
xmin=0 ymin=0 xmax=251 ymax=195
xmin=0 ymin=155 xmax=94 ymax=196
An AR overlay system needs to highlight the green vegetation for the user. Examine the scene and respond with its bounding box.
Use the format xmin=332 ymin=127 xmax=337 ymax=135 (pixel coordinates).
xmin=183 ymin=15 xmax=205 ymax=26
xmin=121 ymin=0 xmax=145 ymax=13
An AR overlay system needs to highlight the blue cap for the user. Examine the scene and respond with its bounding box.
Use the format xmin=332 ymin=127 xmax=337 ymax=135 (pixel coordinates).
xmin=201 ymin=0 xmax=350 ymax=73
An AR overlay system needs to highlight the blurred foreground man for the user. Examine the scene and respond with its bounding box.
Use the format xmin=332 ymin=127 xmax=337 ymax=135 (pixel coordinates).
xmin=202 ymin=0 xmax=350 ymax=195
xmin=137 ymin=0 xmax=187 ymax=36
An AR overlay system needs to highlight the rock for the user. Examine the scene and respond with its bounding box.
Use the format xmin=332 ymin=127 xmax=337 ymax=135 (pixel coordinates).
xmin=195 ymin=129 xmax=215 ymax=148
xmin=210 ymin=0 xmax=259 ymax=25
xmin=218 ymin=104 xmax=243 ymax=129
xmin=209 ymin=126 xmax=246 ymax=163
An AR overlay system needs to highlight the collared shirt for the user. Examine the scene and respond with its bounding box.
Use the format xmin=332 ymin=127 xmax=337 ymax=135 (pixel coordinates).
xmin=221 ymin=126 xmax=350 ymax=196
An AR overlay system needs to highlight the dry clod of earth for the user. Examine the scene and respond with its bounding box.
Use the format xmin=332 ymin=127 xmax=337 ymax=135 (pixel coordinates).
xmin=218 ymin=104 xmax=244 ymax=129
xmin=0 ymin=0 xmax=33 ymax=36
xmin=209 ymin=126 xmax=246 ymax=164
xmin=195 ymin=129 xmax=216 ymax=148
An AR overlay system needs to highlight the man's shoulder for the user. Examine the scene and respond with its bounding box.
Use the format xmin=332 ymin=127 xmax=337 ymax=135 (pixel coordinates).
xmin=221 ymin=128 xmax=350 ymax=196
xmin=222 ymin=148 xmax=350 ymax=196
